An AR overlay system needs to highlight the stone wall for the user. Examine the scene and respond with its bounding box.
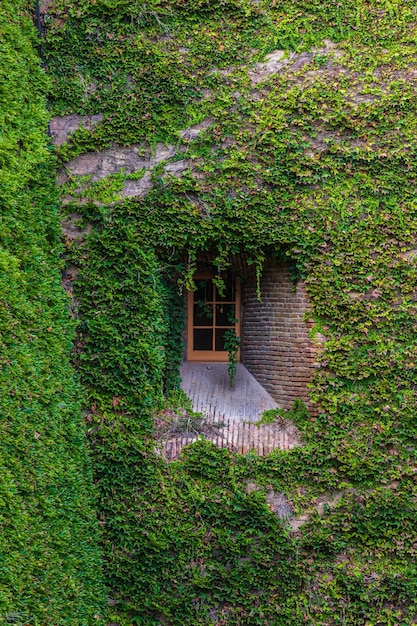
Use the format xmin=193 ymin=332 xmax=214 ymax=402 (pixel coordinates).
xmin=241 ymin=259 xmax=319 ymax=412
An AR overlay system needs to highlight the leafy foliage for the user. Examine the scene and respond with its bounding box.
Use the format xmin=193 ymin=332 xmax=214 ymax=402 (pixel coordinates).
xmin=223 ymin=327 xmax=240 ymax=388
xmin=0 ymin=2 xmax=106 ymax=623
xmin=256 ymin=400 xmax=310 ymax=427
xmin=42 ymin=0 xmax=417 ymax=623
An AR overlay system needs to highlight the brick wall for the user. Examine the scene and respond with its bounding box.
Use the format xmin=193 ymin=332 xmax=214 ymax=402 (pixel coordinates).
xmin=241 ymin=259 xmax=319 ymax=412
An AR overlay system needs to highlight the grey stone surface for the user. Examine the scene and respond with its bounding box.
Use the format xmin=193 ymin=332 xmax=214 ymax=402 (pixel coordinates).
xmin=122 ymin=172 xmax=153 ymax=198
xmin=178 ymin=117 xmax=215 ymax=141
xmin=248 ymin=40 xmax=342 ymax=86
xmin=58 ymin=141 xmax=192 ymax=202
xmin=50 ymin=113 xmax=103 ymax=146
xmin=265 ymin=490 xmax=293 ymax=520
xmin=61 ymin=212 xmax=92 ymax=241
xmin=248 ymin=50 xmax=291 ymax=85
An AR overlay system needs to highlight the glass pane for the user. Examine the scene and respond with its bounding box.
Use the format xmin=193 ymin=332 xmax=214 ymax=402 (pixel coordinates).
xmin=215 ymin=304 xmax=235 ymax=327
xmin=194 ymin=279 xmax=213 ymax=303
xmin=216 ymin=277 xmax=235 ymax=302
xmin=194 ymin=303 xmax=213 ymax=326
xmin=215 ymin=328 xmax=228 ymax=351
xmin=194 ymin=328 xmax=213 ymax=351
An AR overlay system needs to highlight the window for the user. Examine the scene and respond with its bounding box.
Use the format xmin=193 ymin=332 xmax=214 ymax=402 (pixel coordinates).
xmin=187 ymin=275 xmax=240 ymax=362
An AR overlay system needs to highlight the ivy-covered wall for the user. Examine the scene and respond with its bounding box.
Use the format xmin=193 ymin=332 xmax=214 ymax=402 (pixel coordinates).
xmin=30 ymin=0 xmax=417 ymax=623
xmin=0 ymin=2 xmax=106 ymax=623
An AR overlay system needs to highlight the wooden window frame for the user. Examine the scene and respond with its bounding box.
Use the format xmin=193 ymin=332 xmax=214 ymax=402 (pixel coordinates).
xmin=187 ymin=273 xmax=241 ymax=362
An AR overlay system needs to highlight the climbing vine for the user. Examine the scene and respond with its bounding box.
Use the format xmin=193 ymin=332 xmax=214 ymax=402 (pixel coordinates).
xmin=224 ymin=327 xmax=240 ymax=388
xmin=0 ymin=2 xmax=106 ymax=624
xmin=39 ymin=0 xmax=417 ymax=623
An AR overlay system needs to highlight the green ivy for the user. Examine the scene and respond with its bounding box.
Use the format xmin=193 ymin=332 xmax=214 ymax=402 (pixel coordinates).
xmin=41 ymin=0 xmax=417 ymax=623
xmin=0 ymin=2 xmax=106 ymax=623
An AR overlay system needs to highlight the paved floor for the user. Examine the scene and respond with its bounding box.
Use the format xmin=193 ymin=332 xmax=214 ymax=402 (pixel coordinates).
xmin=180 ymin=362 xmax=278 ymax=422
xmin=160 ymin=363 xmax=299 ymax=459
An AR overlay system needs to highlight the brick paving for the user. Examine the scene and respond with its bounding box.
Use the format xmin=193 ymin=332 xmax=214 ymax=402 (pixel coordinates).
xmin=161 ymin=363 xmax=299 ymax=459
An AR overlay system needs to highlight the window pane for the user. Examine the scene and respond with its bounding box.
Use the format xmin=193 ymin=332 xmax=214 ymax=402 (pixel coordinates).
xmin=194 ymin=328 xmax=213 ymax=351
xmin=194 ymin=303 xmax=213 ymax=326
xmin=215 ymin=328 xmax=228 ymax=351
xmin=215 ymin=304 xmax=235 ymax=327
xmin=194 ymin=279 xmax=213 ymax=303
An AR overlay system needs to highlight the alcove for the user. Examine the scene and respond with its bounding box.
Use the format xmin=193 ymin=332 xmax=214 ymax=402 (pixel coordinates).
xmin=184 ymin=256 xmax=318 ymax=411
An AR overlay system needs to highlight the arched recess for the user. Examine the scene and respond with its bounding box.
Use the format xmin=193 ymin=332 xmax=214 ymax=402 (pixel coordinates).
xmin=183 ymin=254 xmax=319 ymax=411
